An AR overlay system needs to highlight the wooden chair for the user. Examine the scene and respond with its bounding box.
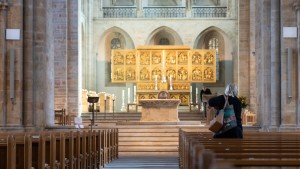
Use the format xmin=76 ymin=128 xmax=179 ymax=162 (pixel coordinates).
xmin=55 ymin=108 xmax=66 ymax=125
xmin=189 ymin=102 xmax=201 ymax=112
xmin=127 ymin=103 xmax=138 ymax=112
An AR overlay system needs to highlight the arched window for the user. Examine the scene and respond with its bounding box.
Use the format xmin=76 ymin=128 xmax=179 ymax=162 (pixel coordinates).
xmin=111 ymin=38 xmax=121 ymax=49
xmin=159 ymin=38 xmax=170 ymax=45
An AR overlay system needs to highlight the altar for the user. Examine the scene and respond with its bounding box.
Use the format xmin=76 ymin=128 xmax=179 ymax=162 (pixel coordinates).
xmin=139 ymin=99 xmax=181 ymax=122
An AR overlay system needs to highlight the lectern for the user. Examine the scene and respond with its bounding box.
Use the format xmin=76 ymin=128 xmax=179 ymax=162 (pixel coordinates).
xmin=88 ymin=96 xmax=99 ymax=129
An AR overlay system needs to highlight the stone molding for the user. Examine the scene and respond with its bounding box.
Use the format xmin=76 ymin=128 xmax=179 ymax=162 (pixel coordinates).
xmin=0 ymin=1 xmax=8 ymax=10
xmin=293 ymin=1 xmax=300 ymax=12
xmin=139 ymin=99 xmax=181 ymax=108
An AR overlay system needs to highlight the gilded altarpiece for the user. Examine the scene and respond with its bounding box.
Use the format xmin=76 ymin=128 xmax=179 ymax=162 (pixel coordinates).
xmin=111 ymin=46 xmax=216 ymax=106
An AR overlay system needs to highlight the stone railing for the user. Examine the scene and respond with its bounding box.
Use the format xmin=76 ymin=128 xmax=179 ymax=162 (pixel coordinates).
xmin=103 ymin=7 xmax=137 ymax=18
xmin=192 ymin=6 xmax=227 ymax=18
xmin=101 ymin=6 xmax=227 ymax=18
xmin=143 ymin=7 xmax=185 ymax=18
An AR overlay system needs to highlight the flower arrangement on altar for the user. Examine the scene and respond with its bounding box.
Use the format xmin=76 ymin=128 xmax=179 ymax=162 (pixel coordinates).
xmin=238 ymin=96 xmax=248 ymax=109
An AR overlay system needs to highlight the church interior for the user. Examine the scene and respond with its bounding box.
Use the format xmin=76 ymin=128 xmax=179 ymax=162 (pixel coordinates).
xmin=1 ymin=0 xmax=300 ymax=168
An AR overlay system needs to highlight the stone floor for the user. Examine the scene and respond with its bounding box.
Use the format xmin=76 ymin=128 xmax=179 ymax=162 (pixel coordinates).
xmin=103 ymin=155 xmax=179 ymax=169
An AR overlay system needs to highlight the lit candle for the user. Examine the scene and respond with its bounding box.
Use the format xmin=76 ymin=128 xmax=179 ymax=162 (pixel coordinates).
xmin=190 ymin=85 xmax=192 ymax=92
xmin=196 ymin=87 xmax=198 ymax=94
xmin=133 ymin=85 xmax=136 ymax=103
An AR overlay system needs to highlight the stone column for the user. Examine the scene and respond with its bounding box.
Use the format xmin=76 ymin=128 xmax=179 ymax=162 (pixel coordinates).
xmin=269 ymin=0 xmax=280 ymax=128
xmin=256 ymin=0 xmax=271 ymax=130
xmin=0 ymin=1 xmax=8 ymax=126
xmin=136 ymin=0 xmax=143 ymax=17
xmin=67 ymin=0 xmax=79 ymax=116
xmin=23 ymin=0 xmax=34 ymax=127
xmin=293 ymin=1 xmax=300 ymax=127
xmin=33 ymin=0 xmax=54 ymax=128
xmin=185 ymin=0 xmax=191 ymax=17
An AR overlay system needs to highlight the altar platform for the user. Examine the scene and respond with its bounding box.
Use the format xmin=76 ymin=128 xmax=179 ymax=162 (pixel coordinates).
xmin=139 ymin=99 xmax=181 ymax=122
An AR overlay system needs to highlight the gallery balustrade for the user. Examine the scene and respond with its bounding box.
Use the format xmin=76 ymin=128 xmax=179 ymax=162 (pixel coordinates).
xmin=102 ymin=6 xmax=227 ymax=18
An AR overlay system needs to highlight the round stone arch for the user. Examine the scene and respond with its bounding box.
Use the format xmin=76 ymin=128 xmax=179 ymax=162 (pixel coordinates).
xmin=145 ymin=26 xmax=183 ymax=45
xmin=193 ymin=26 xmax=233 ymax=88
xmin=97 ymin=26 xmax=135 ymax=87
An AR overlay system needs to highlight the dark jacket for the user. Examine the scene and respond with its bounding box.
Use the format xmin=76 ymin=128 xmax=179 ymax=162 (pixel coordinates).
xmin=200 ymin=88 xmax=212 ymax=102
xmin=208 ymin=95 xmax=243 ymax=138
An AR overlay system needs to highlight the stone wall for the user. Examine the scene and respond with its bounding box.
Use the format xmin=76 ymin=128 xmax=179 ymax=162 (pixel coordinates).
xmin=53 ymin=0 xmax=79 ymax=116
xmin=0 ymin=0 xmax=78 ymax=131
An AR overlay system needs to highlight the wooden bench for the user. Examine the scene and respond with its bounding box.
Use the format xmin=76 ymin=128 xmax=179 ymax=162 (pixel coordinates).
xmin=0 ymin=128 xmax=118 ymax=169
xmin=179 ymin=130 xmax=300 ymax=168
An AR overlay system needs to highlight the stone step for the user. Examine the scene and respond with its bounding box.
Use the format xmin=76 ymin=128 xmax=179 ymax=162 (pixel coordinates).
xmin=119 ymin=146 xmax=178 ymax=152
xmin=119 ymin=132 xmax=179 ymax=137
xmin=119 ymin=128 xmax=179 ymax=133
xmin=119 ymin=136 xmax=178 ymax=142
xmin=119 ymin=141 xmax=178 ymax=146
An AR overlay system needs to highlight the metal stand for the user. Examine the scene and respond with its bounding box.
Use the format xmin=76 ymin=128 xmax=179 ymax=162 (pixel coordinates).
xmin=104 ymin=99 xmax=107 ymax=120
xmin=88 ymin=96 xmax=99 ymax=130
xmin=113 ymin=99 xmax=115 ymax=119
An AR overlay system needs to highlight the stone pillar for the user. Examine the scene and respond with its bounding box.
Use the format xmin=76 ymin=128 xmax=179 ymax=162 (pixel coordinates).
xmin=185 ymin=0 xmax=192 ymax=17
xmin=256 ymin=0 xmax=271 ymax=130
xmin=93 ymin=0 xmax=103 ymax=18
xmin=67 ymin=0 xmax=79 ymax=116
xmin=293 ymin=1 xmax=300 ymax=127
xmin=136 ymin=0 xmax=143 ymax=17
xmin=33 ymin=0 xmax=55 ymax=128
xmin=23 ymin=0 xmax=34 ymax=127
xmin=269 ymin=0 xmax=280 ymax=128
xmin=6 ymin=0 xmax=23 ymax=127
xmin=0 ymin=1 xmax=8 ymax=126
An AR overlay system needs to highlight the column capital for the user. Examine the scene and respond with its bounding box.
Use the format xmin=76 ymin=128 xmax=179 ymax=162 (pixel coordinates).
xmin=293 ymin=1 xmax=300 ymax=12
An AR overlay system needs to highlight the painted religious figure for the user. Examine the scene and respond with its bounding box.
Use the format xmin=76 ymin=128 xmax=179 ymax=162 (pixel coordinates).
xmin=192 ymin=52 xmax=202 ymax=64
xmin=140 ymin=67 xmax=150 ymax=80
xmin=113 ymin=52 xmax=124 ymax=65
xmin=177 ymin=67 xmax=188 ymax=80
xmin=178 ymin=51 xmax=188 ymax=65
xmin=140 ymin=51 xmax=150 ymax=65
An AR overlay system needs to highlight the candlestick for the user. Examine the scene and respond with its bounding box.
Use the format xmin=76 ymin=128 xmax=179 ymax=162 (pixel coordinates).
xmin=120 ymin=90 xmax=126 ymax=111
xmin=169 ymin=75 xmax=173 ymax=90
xmin=155 ymin=75 xmax=158 ymax=90
xmin=133 ymin=85 xmax=136 ymax=103
xmin=128 ymin=87 xmax=131 ymax=103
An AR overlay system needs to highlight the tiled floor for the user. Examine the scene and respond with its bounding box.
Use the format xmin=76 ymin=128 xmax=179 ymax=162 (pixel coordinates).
xmin=104 ymin=155 xmax=179 ymax=169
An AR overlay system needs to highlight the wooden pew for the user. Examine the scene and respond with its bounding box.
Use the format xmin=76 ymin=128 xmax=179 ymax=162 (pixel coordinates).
xmin=0 ymin=128 xmax=118 ymax=169
xmin=179 ymin=130 xmax=300 ymax=168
